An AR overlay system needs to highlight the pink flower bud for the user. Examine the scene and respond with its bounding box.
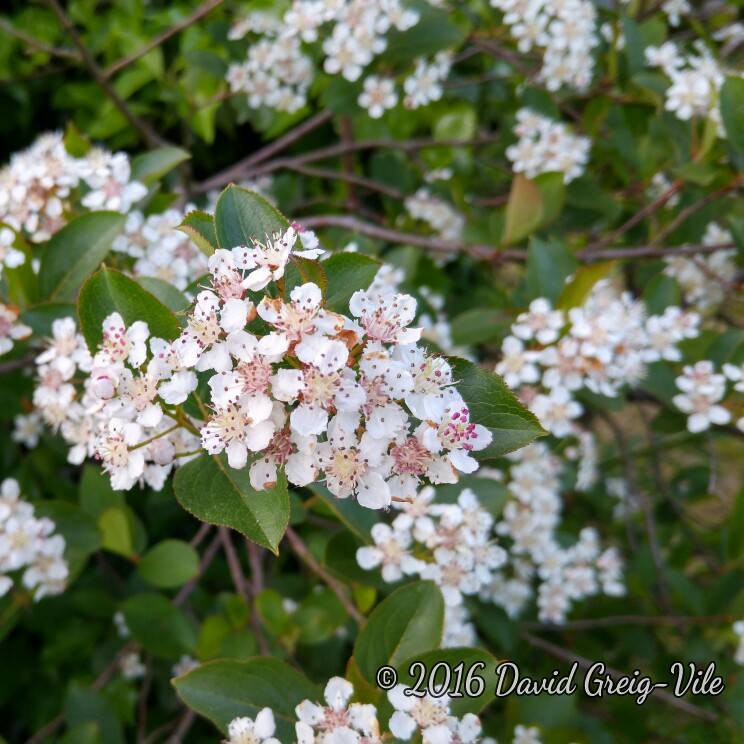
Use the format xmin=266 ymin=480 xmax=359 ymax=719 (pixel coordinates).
xmin=90 ymin=367 xmax=117 ymax=399
xmin=149 ymin=438 xmax=176 ymax=466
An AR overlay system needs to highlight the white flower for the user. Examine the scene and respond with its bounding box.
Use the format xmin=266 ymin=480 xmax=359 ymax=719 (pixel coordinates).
xmin=387 ymin=684 xmax=452 ymax=743
xmin=224 ymin=709 xmax=280 ymax=744
xmin=358 ymin=76 xmax=398 ymax=118
xmin=356 ymin=523 xmax=421 ymax=581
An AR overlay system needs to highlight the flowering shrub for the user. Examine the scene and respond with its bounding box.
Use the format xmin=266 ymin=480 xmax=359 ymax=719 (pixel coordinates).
xmin=2 ymin=1 xmax=744 ymax=743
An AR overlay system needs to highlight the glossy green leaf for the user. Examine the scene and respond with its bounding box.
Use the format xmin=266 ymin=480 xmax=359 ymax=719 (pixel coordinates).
xmin=121 ymin=593 xmax=197 ymax=658
xmin=173 ymin=659 xmax=319 ymax=739
xmin=138 ymin=539 xmax=200 ymax=588
xmin=130 ymin=146 xmax=190 ymax=185
xmin=135 ymin=277 xmax=189 ymax=313
xmin=447 ymin=357 xmax=546 ymax=459
xmin=174 ymin=453 xmax=290 ymax=554
xmin=97 ymin=507 xmax=134 ymax=559
xmin=214 ymin=185 xmax=289 ymax=249
xmin=721 ymin=77 xmax=744 ymax=156
xmin=78 ymin=266 xmax=181 ymax=352
xmin=39 ymin=212 xmax=126 ymax=302
xmin=555 ymin=261 xmax=616 ymax=310
xmin=284 ymin=256 xmax=328 ymax=297
xmin=177 ymin=210 xmax=218 ymax=257
xmin=322 ymin=253 xmax=381 ymax=314
xmin=354 ymin=581 xmax=444 ymax=684
xmin=502 ymin=174 xmax=543 ymax=245
xmin=526 ymin=237 xmax=578 ymax=303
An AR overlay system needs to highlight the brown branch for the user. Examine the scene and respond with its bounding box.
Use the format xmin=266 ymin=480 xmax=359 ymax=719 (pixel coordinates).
xmin=43 ymin=0 xmax=169 ymax=149
xmin=521 ymin=614 xmax=733 ymax=631
xmin=521 ymin=632 xmax=719 ymax=721
xmin=195 ymin=132 xmax=500 ymax=193
xmin=173 ymin=532 xmax=221 ymax=607
xmin=577 ymin=242 xmax=736 ymax=262
xmin=196 ymin=111 xmax=334 ymax=193
xmin=296 ymin=214 xmax=523 ymax=262
xmin=650 ymin=176 xmax=743 ymax=246
xmin=165 ymin=709 xmax=196 ymax=744
xmin=104 ymin=0 xmax=225 ymax=78
xmin=284 ymin=526 xmax=366 ymax=627
xmin=218 ymin=528 xmax=270 ymax=655
xmin=286 ymin=163 xmax=405 ymax=200
xmin=0 ymin=17 xmax=79 ymax=59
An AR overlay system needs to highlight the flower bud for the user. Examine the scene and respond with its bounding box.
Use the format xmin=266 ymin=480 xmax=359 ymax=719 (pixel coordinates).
xmin=90 ymin=367 xmax=118 ymax=399
xmin=149 ymin=438 xmax=176 ymax=466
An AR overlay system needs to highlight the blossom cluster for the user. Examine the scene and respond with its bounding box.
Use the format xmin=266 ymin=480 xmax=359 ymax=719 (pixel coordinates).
xmin=222 ymin=676 xmax=488 ymax=744
xmin=645 ymin=38 xmax=740 ymax=133
xmin=506 ymin=109 xmax=591 ymax=183
xmin=0 ymin=478 xmax=69 ymax=600
xmin=0 ymin=131 xmax=146 ymax=248
xmin=663 ymin=223 xmax=736 ymax=311
xmin=171 ymin=225 xmax=491 ymax=509
xmin=225 ymin=0 xmax=450 ymax=116
xmin=490 ymin=0 xmax=599 ymax=91
xmin=672 ymin=358 xmax=744 ymax=434
xmin=495 ymin=281 xmax=700 ymax=437
xmin=404 ymin=187 xmax=464 ymax=243
xmin=29 ymin=315 xmax=200 ymax=490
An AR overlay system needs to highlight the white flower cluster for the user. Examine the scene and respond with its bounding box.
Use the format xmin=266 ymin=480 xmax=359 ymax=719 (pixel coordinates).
xmin=0 ymin=131 xmax=146 ymax=246
xmin=673 ymin=360 xmax=737 ymax=433
xmin=112 ymin=207 xmax=209 ymax=292
xmin=173 ymin=225 xmax=491 ymax=509
xmin=29 ymin=315 xmax=200 ymax=490
xmin=0 ymin=478 xmax=69 ymax=600
xmin=506 ymin=109 xmax=591 ymax=183
xmin=645 ymin=39 xmax=740 ymax=131
xmin=664 ymin=223 xmax=736 ymax=311
xmin=484 ymin=443 xmax=624 ymax=624
xmin=496 ymin=282 xmax=700 ymax=437
xmin=404 ymin=188 xmax=464 ymax=242
xmin=226 ymin=0 xmax=450 ymax=116
xmin=490 ymin=0 xmax=598 ymax=90
xmin=357 ymin=487 xmax=506 ymax=628
xmin=0 ymin=302 xmax=31 ymax=357
xmin=223 ymin=676 xmax=488 ymax=744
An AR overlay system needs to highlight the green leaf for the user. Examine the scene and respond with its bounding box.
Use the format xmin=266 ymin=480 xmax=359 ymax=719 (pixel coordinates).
xmin=63 ymin=121 xmax=92 ymax=157
xmin=284 ymin=256 xmax=328 ymax=297
xmin=382 ymin=6 xmax=465 ymax=65
xmin=555 ymin=261 xmax=616 ymax=310
xmin=448 ymin=357 xmax=546 ymax=458
xmin=721 ymin=77 xmax=744 ymax=156
xmin=643 ymin=274 xmax=681 ymax=315
xmin=177 ymin=210 xmax=218 ymax=257
xmin=20 ymin=303 xmax=77 ymax=336
xmin=173 ymin=659 xmax=319 ymax=739
xmin=39 ymin=212 xmax=126 ymax=302
xmin=138 ymin=539 xmax=200 ymax=588
xmin=323 ymin=253 xmax=381 ymax=314
xmin=97 ymin=507 xmax=135 ymax=558
xmin=174 ymin=453 xmax=290 ymax=554
xmin=130 ymin=147 xmax=190 ymax=185
xmin=526 ymin=237 xmax=578 ymax=304
xmin=135 ymin=277 xmax=189 ymax=313
xmin=434 ymin=106 xmax=477 ymax=142
xmin=214 ymin=185 xmax=289 ymax=249
xmin=64 ymin=686 xmax=124 ymax=744
xmin=450 ymin=308 xmax=509 ymax=346
xmin=34 ymin=501 xmax=101 ymax=578
xmin=533 ymin=172 xmax=566 ymax=227
xmin=78 ymin=266 xmax=181 ymax=352
xmin=354 ymin=581 xmax=444 ymax=684
xmin=726 ymin=485 xmax=744 ymax=561
xmin=121 ymin=593 xmax=197 ymax=658
xmin=502 ymin=174 xmax=543 ymax=245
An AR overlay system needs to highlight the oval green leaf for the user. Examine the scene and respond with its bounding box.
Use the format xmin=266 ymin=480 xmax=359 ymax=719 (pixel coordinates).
xmin=138 ymin=539 xmax=200 ymax=588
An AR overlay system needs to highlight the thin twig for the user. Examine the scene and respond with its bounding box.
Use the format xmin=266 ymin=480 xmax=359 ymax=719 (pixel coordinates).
xmin=577 ymin=241 xmax=736 ymax=262
xmin=173 ymin=532 xmax=221 ymax=607
xmin=104 ymin=0 xmax=225 ymax=78
xmin=521 ymin=632 xmax=719 ymax=721
xmin=0 ymin=17 xmax=79 ymax=59
xmin=166 ymin=709 xmax=196 ymax=744
xmin=43 ymin=0 xmax=168 ymax=149
xmin=296 ymin=214 xmax=520 ymax=262
xmin=521 ymin=614 xmax=733 ymax=631
xmin=284 ymin=526 xmax=366 ymax=627
xmin=286 ymin=163 xmax=405 ymax=200
xmin=219 ymin=528 xmax=271 ymax=655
